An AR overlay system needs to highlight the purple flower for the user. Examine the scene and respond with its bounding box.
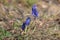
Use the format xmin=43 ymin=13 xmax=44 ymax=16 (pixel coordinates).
xmin=21 ymin=17 xmax=31 ymax=30
xmin=25 ymin=17 xmax=31 ymax=25
xmin=32 ymin=4 xmax=38 ymax=17
xmin=21 ymin=22 xmax=26 ymax=30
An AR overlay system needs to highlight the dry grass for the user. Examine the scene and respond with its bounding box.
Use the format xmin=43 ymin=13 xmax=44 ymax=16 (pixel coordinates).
xmin=0 ymin=0 xmax=60 ymax=40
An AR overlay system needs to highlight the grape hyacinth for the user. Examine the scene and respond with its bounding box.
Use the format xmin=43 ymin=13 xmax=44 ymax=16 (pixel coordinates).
xmin=21 ymin=4 xmax=38 ymax=30
xmin=32 ymin=4 xmax=38 ymax=18
xmin=21 ymin=17 xmax=31 ymax=30
xmin=21 ymin=22 xmax=26 ymax=30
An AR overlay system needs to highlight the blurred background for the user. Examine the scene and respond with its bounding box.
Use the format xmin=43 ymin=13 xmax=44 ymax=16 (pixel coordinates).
xmin=0 ymin=0 xmax=60 ymax=40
